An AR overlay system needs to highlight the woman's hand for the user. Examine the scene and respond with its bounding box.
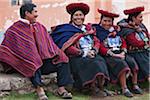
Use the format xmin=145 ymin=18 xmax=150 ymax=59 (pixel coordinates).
xmin=87 ymin=50 xmax=95 ymax=58
xmin=113 ymin=52 xmax=125 ymax=59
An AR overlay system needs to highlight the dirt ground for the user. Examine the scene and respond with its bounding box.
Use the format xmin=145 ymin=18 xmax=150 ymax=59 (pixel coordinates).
xmin=90 ymin=92 xmax=150 ymax=100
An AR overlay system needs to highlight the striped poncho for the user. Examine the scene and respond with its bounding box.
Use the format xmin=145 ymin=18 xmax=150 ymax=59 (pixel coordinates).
xmin=0 ymin=20 xmax=68 ymax=77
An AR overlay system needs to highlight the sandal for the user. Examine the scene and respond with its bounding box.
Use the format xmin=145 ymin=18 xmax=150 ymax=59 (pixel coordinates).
xmin=122 ymin=89 xmax=133 ymax=98
xmin=38 ymin=93 xmax=48 ymax=100
xmin=98 ymin=90 xmax=107 ymax=97
xmin=132 ymin=84 xmax=143 ymax=94
xmin=53 ymin=89 xmax=72 ymax=99
xmin=104 ymin=89 xmax=115 ymax=96
xmin=132 ymin=87 xmax=143 ymax=94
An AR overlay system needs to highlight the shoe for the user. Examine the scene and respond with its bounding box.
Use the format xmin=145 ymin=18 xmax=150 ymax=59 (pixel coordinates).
xmin=123 ymin=89 xmax=133 ymax=97
xmin=132 ymin=87 xmax=143 ymax=94
xmin=53 ymin=89 xmax=72 ymax=99
xmin=38 ymin=93 xmax=48 ymax=100
xmin=104 ymin=89 xmax=114 ymax=96
xmin=98 ymin=90 xmax=107 ymax=97
xmin=36 ymin=87 xmax=48 ymax=100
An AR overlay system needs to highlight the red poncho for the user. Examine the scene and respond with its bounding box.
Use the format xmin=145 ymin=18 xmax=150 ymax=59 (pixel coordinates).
xmin=0 ymin=20 xmax=68 ymax=77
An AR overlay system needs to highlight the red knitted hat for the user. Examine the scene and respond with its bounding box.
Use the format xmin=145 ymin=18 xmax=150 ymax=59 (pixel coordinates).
xmin=98 ymin=9 xmax=119 ymax=18
xmin=124 ymin=6 xmax=144 ymax=15
xmin=66 ymin=3 xmax=89 ymax=15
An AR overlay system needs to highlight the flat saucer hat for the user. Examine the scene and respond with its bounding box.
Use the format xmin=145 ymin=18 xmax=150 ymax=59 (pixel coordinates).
xmin=66 ymin=3 xmax=90 ymax=15
xmin=124 ymin=6 xmax=144 ymax=15
xmin=97 ymin=9 xmax=119 ymax=18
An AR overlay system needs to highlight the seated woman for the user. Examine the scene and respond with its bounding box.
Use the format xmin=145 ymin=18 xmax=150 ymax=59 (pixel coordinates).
xmin=51 ymin=3 xmax=110 ymax=96
xmin=117 ymin=7 xmax=150 ymax=83
xmin=93 ymin=9 xmax=143 ymax=97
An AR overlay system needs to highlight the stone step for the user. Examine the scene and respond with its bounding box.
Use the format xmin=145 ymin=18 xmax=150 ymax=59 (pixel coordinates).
xmin=0 ymin=73 xmax=57 ymax=91
xmin=0 ymin=64 xmax=4 ymax=72
xmin=0 ymin=63 xmax=57 ymax=91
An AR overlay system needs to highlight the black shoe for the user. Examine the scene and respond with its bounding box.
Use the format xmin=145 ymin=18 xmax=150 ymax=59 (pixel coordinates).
xmin=123 ymin=89 xmax=133 ymax=97
xmin=133 ymin=87 xmax=143 ymax=94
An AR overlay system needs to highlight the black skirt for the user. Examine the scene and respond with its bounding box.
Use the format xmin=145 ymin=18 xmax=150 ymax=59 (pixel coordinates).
xmin=104 ymin=55 xmax=138 ymax=84
xmin=69 ymin=55 xmax=109 ymax=88
xmin=129 ymin=50 xmax=150 ymax=82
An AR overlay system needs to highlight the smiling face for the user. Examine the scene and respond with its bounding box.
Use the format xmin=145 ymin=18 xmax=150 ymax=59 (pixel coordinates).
xmin=132 ymin=13 xmax=143 ymax=25
xmin=71 ymin=10 xmax=85 ymax=27
xmin=100 ymin=16 xmax=113 ymax=30
xmin=25 ymin=7 xmax=38 ymax=23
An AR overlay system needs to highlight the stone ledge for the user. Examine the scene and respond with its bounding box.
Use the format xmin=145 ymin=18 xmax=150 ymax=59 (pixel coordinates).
xmin=0 ymin=64 xmax=4 ymax=72
xmin=0 ymin=73 xmax=57 ymax=91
